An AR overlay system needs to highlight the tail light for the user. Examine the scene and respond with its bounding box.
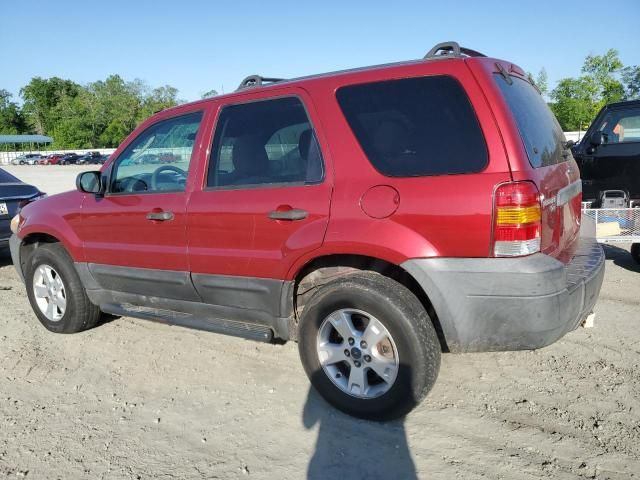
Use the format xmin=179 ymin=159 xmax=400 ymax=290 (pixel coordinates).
xmin=492 ymin=181 xmax=541 ymax=257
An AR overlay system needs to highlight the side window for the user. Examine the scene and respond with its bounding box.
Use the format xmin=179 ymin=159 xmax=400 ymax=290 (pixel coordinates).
xmin=207 ymin=97 xmax=324 ymax=188
xmin=336 ymin=76 xmax=488 ymax=176
xmin=597 ymin=108 xmax=640 ymax=144
xmin=110 ymin=111 xmax=203 ymax=194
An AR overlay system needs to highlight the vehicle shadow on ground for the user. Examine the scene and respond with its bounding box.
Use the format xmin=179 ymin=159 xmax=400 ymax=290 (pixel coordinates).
xmin=0 ymin=247 xmax=13 ymax=268
xmin=302 ymin=376 xmax=417 ymax=480
xmin=603 ymin=244 xmax=640 ymax=273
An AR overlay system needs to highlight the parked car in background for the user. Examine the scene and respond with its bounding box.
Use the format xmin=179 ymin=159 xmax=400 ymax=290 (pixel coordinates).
xmin=78 ymin=151 xmax=103 ymax=165
xmin=573 ymin=99 xmax=640 ymax=264
xmin=10 ymin=41 xmax=605 ymax=420
xmin=573 ymin=99 xmax=640 ymax=208
xmin=0 ymin=168 xmax=45 ymax=247
xmin=59 ymin=153 xmax=81 ymax=165
xmin=40 ymin=154 xmax=64 ymax=165
xmin=11 ymin=154 xmax=43 ymax=165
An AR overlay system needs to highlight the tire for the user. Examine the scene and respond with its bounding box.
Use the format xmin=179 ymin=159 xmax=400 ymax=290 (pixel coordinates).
xmin=25 ymin=243 xmax=101 ymax=333
xmin=298 ymin=271 xmax=441 ymax=421
xmin=632 ymin=244 xmax=640 ymax=264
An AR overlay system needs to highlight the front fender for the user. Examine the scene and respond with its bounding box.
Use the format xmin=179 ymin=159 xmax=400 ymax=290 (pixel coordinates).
xmin=17 ymin=191 xmax=86 ymax=262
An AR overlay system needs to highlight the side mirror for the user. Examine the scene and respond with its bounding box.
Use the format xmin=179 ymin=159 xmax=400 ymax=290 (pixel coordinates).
xmin=590 ymin=131 xmax=604 ymax=146
xmin=76 ymin=171 xmax=104 ymax=195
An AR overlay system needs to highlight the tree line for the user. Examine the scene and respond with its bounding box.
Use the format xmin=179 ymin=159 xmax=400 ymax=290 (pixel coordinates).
xmin=0 ymin=75 xmax=182 ymax=149
xmin=1 ymin=49 xmax=639 ymax=149
xmin=529 ymin=49 xmax=638 ymax=131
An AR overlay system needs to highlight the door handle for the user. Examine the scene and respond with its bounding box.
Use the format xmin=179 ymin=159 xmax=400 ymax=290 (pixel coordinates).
xmin=146 ymin=211 xmax=174 ymax=221
xmin=268 ymin=208 xmax=308 ymax=221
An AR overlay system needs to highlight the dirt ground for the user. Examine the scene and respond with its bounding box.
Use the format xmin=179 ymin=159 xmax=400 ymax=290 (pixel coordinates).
xmin=1 ymin=165 xmax=640 ymax=479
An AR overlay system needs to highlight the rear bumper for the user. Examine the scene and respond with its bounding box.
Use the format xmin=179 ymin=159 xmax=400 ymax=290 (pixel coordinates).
xmin=401 ymin=235 xmax=605 ymax=353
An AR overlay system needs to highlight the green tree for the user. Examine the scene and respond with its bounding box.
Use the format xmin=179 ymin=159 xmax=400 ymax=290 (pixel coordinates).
xmin=20 ymin=77 xmax=80 ymax=135
xmin=138 ymin=85 xmax=180 ymax=121
xmin=527 ymin=68 xmax=548 ymax=97
xmin=202 ymin=89 xmax=218 ymax=99
xmin=550 ymin=49 xmax=628 ymax=130
xmin=50 ymin=89 xmax=95 ymax=148
xmin=550 ymin=77 xmax=600 ymax=131
xmin=621 ymin=65 xmax=640 ymax=100
xmin=0 ymin=89 xmax=28 ymax=134
xmin=581 ymin=49 xmax=624 ymax=104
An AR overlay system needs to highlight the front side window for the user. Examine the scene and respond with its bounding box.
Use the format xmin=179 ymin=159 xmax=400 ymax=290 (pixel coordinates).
xmin=336 ymin=76 xmax=488 ymax=177
xmin=596 ymin=107 xmax=640 ymax=144
xmin=110 ymin=111 xmax=203 ymax=194
xmin=207 ymin=97 xmax=324 ymax=188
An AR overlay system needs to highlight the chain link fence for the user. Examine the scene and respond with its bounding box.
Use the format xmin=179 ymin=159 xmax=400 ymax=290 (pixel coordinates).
xmin=582 ymin=207 xmax=640 ymax=243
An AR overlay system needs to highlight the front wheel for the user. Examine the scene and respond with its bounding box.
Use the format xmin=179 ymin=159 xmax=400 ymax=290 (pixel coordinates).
xmin=25 ymin=243 xmax=101 ymax=333
xmin=298 ymin=272 xmax=441 ymax=421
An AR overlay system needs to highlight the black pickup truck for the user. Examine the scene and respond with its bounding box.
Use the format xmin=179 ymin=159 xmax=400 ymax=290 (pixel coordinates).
xmin=573 ymin=99 xmax=640 ymax=263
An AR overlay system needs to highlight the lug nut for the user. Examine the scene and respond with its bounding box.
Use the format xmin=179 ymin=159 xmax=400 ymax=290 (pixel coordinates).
xmin=354 ymin=361 xmax=361 ymax=368
xmin=344 ymin=349 xmax=350 ymax=357
xmin=348 ymin=338 xmax=355 ymax=346
xmin=364 ymin=354 xmax=371 ymax=362
xmin=360 ymin=340 xmax=368 ymax=349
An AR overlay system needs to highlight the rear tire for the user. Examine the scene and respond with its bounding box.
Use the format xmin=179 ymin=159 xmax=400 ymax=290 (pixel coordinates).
xmin=298 ymin=271 xmax=441 ymax=421
xmin=631 ymin=243 xmax=640 ymax=264
xmin=25 ymin=243 xmax=101 ymax=333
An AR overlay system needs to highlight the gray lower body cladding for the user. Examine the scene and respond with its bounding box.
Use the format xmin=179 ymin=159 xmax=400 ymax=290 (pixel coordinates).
xmin=75 ymin=263 xmax=293 ymax=341
xmin=402 ymin=235 xmax=605 ymax=353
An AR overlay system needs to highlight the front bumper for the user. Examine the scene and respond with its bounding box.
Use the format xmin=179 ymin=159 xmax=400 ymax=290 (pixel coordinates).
xmin=402 ymin=235 xmax=605 ymax=353
xmin=9 ymin=234 xmax=24 ymax=282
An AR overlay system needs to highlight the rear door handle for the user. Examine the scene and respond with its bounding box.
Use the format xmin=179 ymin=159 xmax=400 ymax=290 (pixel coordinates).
xmin=146 ymin=211 xmax=174 ymax=221
xmin=268 ymin=208 xmax=308 ymax=221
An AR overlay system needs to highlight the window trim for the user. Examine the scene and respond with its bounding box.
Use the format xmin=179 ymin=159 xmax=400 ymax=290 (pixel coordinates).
xmin=335 ymin=73 xmax=489 ymax=178
xmin=204 ymin=94 xmax=326 ymax=191
xmin=106 ymin=110 xmax=204 ymax=197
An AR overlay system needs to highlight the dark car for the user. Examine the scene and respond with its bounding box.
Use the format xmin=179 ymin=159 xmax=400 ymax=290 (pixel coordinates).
xmin=573 ymin=100 xmax=640 ymax=264
xmin=81 ymin=154 xmax=109 ymax=165
xmin=0 ymin=168 xmax=45 ymax=247
xmin=573 ymin=100 xmax=640 ymax=208
xmin=10 ymin=41 xmax=604 ymax=420
xmin=59 ymin=153 xmax=81 ymax=165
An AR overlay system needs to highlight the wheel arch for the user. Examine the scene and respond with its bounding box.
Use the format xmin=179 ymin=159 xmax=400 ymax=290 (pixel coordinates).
xmin=17 ymin=232 xmax=64 ymax=278
xmin=290 ymin=253 xmax=449 ymax=351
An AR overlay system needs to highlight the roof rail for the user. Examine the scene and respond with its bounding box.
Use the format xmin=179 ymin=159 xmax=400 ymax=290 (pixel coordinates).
xmin=424 ymin=41 xmax=486 ymax=59
xmin=236 ymin=75 xmax=286 ymax=91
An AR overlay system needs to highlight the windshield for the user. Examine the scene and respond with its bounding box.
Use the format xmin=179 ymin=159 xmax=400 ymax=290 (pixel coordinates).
xmin=495 ymin=75 xmax=566 ymax=168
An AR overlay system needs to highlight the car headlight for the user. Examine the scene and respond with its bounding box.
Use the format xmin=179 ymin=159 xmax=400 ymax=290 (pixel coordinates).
xmin=10 ymin=214 xmax=21 ymax=234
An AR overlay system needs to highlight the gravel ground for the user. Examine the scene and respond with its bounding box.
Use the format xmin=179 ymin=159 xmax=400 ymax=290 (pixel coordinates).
xmin=1 ymin=165 xmax=639 ymax=479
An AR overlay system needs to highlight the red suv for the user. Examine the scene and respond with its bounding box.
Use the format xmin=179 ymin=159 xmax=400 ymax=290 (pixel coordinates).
xmin=10 ymin=42 xmax=604 ymax=420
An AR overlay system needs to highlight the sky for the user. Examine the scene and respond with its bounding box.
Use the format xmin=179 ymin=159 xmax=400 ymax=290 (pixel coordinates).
xmin=1 ymin=0 xmax=639 ymax=103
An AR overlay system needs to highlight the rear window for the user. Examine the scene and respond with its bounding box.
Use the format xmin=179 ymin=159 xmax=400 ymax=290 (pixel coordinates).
xmin=336 ymin=76 xmax=488 ymax=177
xmin=0 ymin=168 xmax=19 ymax=183
xmin=495 ymin=74 xmax=566 ymax=168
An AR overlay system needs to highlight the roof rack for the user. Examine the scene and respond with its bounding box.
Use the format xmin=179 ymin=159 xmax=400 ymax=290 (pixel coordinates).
xmin=424 ymin=41 xmax=486 ymax=59
xmin=236 ymin=75 xmax=286 ymax=91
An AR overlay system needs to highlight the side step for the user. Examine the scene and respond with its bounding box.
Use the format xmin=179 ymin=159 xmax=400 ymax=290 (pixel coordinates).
xmin=100 ymin=302 xmax=273 ymax=343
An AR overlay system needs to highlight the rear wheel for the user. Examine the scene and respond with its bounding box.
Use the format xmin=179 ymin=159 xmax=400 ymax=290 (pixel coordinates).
xmin=298 ymin=272 xmax=440 ymax=421
xmin=631 ymin=243 xmax=640 ymax=264
xmin=25 ymin=243 xmax=101 ymax=333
